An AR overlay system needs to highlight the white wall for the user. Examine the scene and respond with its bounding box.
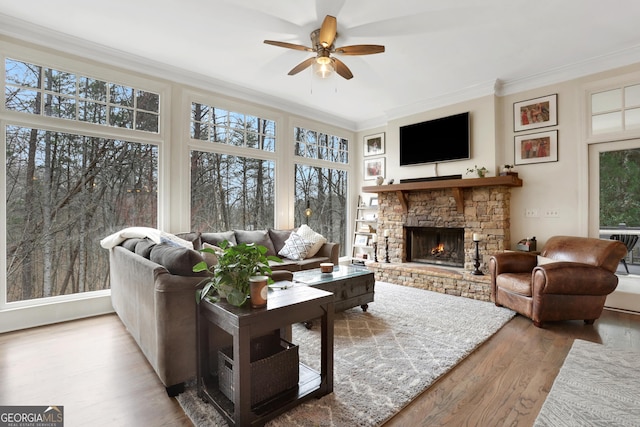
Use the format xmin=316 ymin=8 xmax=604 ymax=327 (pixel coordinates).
xmin=357 ymin=62 xmax=640 ymax=249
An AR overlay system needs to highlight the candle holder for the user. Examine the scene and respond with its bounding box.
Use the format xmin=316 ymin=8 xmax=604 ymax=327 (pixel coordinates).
xmin=385 ymin=236 xmax=390 ymax=263
xmin=372 ymin=241 xmax=378 ymax=262
xmin=472 ymin=239 xmax=483 ymax=275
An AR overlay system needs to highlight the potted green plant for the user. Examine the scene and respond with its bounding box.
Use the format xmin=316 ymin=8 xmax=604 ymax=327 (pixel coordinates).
xmin=466 ymin=165 xmax=489 ymax=178
xmin=193 ymin=240 xmax=282 ymax=307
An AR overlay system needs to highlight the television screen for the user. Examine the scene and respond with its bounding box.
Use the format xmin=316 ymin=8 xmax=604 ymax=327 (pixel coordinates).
xmin=399 ymin=112 xmax=470 ymax=166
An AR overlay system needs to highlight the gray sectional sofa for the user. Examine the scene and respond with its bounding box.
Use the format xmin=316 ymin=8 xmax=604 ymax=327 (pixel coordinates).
xmin=106 ymin=228 xmax=339 ymax=395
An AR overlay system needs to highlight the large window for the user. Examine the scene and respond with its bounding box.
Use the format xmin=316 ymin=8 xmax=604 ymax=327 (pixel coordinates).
xmin=294 ymin=126 xmax=348 ymax=164
xmin=591 ymin=84 xmax=640 ymax=135
xmin=294 ymin=126 xmax=349 ymax=255
xmin=191 ymin=151 xmax=275 ymax=231
xmin=191 ymin=102 xmax=275 ymax=151
xmin=190 ymin=102 xmax=277 ymax=231
xmin=599 ymin=148 xmax=640 ymax=227
xmin=5 ymin=126 xmax=158 ymax=302
xmin=5 ymin=58 xmax=160 ymax=132
xmin=4 ymin=56 xmax=160 ymax=305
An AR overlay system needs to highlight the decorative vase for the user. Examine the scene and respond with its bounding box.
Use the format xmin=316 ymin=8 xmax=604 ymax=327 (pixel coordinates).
xmin=320 ymin=262 xmax=334 ymax=273
xmin=249 ymin=275 xmax=268 ymax=308
xmin=376 ymin=176 xmax=384 ymax=185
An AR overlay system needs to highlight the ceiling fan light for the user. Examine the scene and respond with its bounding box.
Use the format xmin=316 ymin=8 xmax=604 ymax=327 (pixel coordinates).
xmin=316 ymin=55 xmax=331 ymax=65
xmin=313 ymin=61 xmax=334 ymax=79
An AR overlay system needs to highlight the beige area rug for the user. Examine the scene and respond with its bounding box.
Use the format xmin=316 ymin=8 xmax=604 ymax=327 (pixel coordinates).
xmin=176 ymin=281 xmax=515 ymax=426
xmin=534 ymin=339 xmax=640 ymax=427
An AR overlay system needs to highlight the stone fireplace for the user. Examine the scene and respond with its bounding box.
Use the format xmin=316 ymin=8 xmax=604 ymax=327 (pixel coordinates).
xmin=362 ymin=175 xmax=522 ymax=301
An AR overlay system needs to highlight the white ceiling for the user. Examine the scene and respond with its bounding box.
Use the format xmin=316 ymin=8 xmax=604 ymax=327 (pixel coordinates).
xmin=2 ymin=0 xmax=640 ymax=130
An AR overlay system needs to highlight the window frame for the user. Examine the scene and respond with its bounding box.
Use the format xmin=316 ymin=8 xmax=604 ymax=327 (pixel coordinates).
xmin=585 ymin=71 xmax=640 ymax=144
xmin=0 ymin=39 xmax=171 ymax=326
xmin=290 ymin=118 xmax=352 ymax=256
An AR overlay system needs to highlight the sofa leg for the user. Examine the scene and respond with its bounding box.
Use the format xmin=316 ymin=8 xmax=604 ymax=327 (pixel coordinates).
xmin=584 ymin=319 xmax=596 ymax=325
xmin=495 ymin=302 xmax=503 ymax=307
xmin=533 ymin=320 xmax=544 ymax=328
xmin=166 ymin=382 xmax=185 ymax=397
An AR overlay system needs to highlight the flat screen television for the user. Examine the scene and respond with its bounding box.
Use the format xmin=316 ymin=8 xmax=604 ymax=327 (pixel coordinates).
xmin=399 ymin=112 xmax=470 ymax=166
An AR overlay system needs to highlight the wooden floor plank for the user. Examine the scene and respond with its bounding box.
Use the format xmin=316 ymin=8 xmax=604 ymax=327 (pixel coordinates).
xmin=1 ymin=308 xmax=638 ymax=426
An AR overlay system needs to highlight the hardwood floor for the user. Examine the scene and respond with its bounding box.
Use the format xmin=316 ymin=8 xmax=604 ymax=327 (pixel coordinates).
xmin=384 ymin=308 xmax=640 ymax=427
xmin=1 ymin=309 xmax=639 ymax=427
xmin=0 ymin=313 xmax=192 ymax=427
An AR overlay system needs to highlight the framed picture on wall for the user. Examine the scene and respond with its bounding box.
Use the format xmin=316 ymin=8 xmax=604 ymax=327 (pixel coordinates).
xmin=364 ymin=157 xmax=385 ymax=180
xmin=513 ymin=94 xmax=558 ymax=132
xmin=364 ymin=132 xmax=385 ymax=156
xmin=514 ymin=130 xmax=558 ymax=165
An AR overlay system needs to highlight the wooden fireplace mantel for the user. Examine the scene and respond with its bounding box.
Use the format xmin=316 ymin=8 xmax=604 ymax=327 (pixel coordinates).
xmin=362 ymin=174 xmax=523 ymax=213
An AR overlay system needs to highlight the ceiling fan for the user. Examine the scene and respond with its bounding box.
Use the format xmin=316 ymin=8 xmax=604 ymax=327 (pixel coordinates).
xmin=264 ymin=15 xmax=385 ymax=80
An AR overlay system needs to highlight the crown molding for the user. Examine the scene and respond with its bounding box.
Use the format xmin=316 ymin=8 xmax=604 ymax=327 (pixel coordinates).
xmin=497 ymin=43 xmax=640 ymax=96
xmin=0 ymin=13 xmax=357 ymax=131
xmin=3 ymin=13 xmax=640 ymax=133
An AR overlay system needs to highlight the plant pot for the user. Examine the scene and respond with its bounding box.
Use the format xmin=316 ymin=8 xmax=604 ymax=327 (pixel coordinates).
xmin=217 ymin=283 xmax=234 ymax=299
xmin=249 ymin=275 xmax=268 ymax=308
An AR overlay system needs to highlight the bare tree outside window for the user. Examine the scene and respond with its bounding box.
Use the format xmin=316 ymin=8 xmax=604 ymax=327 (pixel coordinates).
xmin=5 ymin=126 xmax=158 ymax=302
xmin=190 ymin=151 xmax=275 ymax=231
xmin=4 ymin=58 xmax=160 ymax=303
xmin=295 ymin=165 xmax=347 ymax=256
xmin=293 ymin=126 xmax=349 ymax=256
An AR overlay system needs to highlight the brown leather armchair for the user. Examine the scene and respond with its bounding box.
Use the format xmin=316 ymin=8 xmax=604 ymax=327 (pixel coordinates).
xmin=489 ymin=236 xmax=627 ymax=328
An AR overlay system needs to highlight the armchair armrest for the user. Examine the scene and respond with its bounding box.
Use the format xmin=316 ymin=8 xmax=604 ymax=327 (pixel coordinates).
xmin=490 ymin=251 xmax=538 ymax=275
xmin=532 ymin=262 xmax=619 ymax=296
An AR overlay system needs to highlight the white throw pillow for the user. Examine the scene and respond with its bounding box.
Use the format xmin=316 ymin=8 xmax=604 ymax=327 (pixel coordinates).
xmin=278 ymin=232 xmax=314 ymax=261
xmin=295 ymin=224 xmax=327 ymax=258
xmin=159 ymin=231 xmax=194 ymax=249
xmin=537 ymin=255 xmax=558 ymax=265
xmin=100 ymin=227 xmax=195 ymax=250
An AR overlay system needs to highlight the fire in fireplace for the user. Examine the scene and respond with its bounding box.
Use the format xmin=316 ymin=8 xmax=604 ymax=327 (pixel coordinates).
xmin=405 ymin=226 xmax=465 ymax=267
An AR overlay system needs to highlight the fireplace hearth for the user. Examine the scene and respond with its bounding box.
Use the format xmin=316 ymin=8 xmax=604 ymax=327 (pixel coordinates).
xmin=405 ymin=226 xmax=465 ymax=267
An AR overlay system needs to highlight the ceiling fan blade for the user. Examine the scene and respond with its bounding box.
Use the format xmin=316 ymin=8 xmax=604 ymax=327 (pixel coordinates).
xmin=332 ymin=58 xmax=353 ymax=80
xmin=264 ymin=40 xmax=313 ymax=52
xmin=288 ymin=57 xmax=316 ymax=75
xmin=319 ymin=15 xmax=337 ymax=47
xmin=335 ymin=45 xmax=385 ymax=55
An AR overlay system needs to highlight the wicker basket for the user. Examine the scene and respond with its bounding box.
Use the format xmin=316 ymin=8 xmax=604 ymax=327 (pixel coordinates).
xmin=218 ymin=334 xmax=299 ymax=406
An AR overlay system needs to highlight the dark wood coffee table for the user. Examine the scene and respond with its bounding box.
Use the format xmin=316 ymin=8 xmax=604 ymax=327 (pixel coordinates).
xmin=292 ymin=264 xmax=375 ymax=313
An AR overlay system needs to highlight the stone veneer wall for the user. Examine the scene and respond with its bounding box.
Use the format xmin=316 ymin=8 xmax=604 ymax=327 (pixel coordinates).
xmin=371 ymin=185 xmax=513 ymax=300
xmin=367 ymin=262 xmax=492 ymax=301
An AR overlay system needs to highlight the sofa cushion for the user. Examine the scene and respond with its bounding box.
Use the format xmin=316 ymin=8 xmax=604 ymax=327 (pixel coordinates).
xmin=278 ymin=232 xmax=313 ymax=261
xmin=176 ymin=232 xmax=202 ymax=250
xmin=158 ymin=233 xmax=194 ymax=249
xmin=269 ymin=228 xmax=293 ymax=254
xmin=295 ymin=224 xmax=327 ymax=257
xmin=234 ymin=229 xmax=277 ymax=257
xmin=201 ymin=242 xmax=223 ymax=267
xmin=270 ymin=259 xmax=301 ymax=271
xmin=150 ymin=243 xmax=205 ymax=276
xmin=134 ymin=238 xmax=156 ymax=258
xmin=496 ymin=272 xmax=532 ymax=297
xmin=121 ymin=238 xmax=144 ymax=252
xmin=201 ymin=231 xmax=237 ymax=247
